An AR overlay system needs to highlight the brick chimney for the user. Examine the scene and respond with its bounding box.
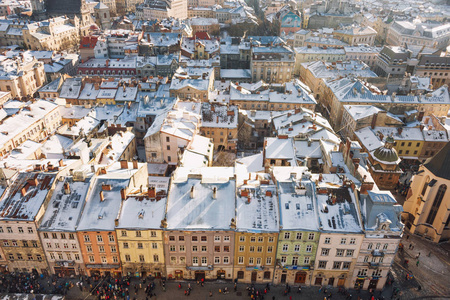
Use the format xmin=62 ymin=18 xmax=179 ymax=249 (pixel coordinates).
xmin=132 ymin=159 xmax=138 ymax=169
xmin=99 ymin=190 xmax=104 ymax=202
xmin=64 ymin=182 xmax=71 ymax=195
xmin=120 ymin=160 xmax=128 ymax=169
xmin=148 ymin=186 xmax=156 ymax=198
xmin=120 ymin=188 xmax=127 ymax=200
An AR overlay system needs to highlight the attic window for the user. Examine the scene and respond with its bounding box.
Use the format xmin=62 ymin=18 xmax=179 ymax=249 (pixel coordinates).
xmin=296 ymin=204 xmax=300 ymax=210
xmin=285 ymin=203 xmax=289 ymax=209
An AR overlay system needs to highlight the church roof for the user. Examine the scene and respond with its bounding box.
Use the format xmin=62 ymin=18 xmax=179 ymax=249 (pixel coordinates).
xmin=424 ymin=142 xmax=450 ymax=180
xmin=94 ymin=2 xmax=109 ymax=9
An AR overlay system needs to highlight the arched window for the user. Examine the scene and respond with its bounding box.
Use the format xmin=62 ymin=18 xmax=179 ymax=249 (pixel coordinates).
xmin=421 ymin=176 xmax=430 ymax=196
xmin=426 ymin=184 xmax=447 ymax=225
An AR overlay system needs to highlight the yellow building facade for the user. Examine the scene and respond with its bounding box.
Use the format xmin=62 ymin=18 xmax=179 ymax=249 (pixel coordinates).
xmin=233 ymin=232 xmax=278 ymax=283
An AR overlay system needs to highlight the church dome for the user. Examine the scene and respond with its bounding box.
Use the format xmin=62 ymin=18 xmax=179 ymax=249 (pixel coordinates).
xmin=373 ymin=146 xmax=399 ymax=163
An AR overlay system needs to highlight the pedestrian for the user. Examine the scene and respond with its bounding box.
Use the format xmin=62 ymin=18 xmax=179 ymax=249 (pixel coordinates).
xmin=209 ymin=291 xmax=213 ymax=297
xmin=416 ymin=260 xmax=419 ymax=266
xmin=406 ymin=235 xmax=409 ymax=240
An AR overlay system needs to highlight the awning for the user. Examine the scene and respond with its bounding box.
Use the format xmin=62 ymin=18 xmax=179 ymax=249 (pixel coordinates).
xmin=186 ymin=266 xmax=213 ymax=271
xmin=86 ymin=264 xmax=121 ymax=269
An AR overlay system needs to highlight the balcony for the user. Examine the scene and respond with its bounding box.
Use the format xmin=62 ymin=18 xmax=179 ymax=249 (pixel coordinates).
xmin=372 ymin=250 xmax=384 ymax=257
xmin=368 ymin=262 xmax=379 ymax=269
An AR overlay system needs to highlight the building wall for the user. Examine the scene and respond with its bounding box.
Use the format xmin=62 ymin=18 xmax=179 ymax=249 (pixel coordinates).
xmin=403 ymin=166 xmax=450 ymax=243
xmin=76 ymin=231 xmax=122 ymax=277
xmin=116 ymin=229 xmax=165 ymax=277
xmin=0 ymin=222 xmax=49 ymax=274
xmin=274 ymin=230 xmax=320 ymax=285
xmin=40 ymin=231 xmax=85 ymax=275
xmin=200 ymin=126 xmax=237 ymax=151
xmin=313 ymin=233 xmax=363 ymax=289
xmin=0 ymin=58 xmax=46 ymax=98
xmin=233 ymin=232 xmax=278 ymax=283
xmin=251 ymin=60 xmax=294 ymax=84
xmin=164 ymin=230 xmax=235 ymax=280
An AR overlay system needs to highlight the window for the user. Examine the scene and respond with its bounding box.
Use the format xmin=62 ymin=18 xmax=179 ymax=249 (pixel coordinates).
xmin=364 ymin=256 xmax=369 ymax=262
xmin=237 ymin=271 xmax=244 ymax=278
xmin=138 ymin=243 xmax=143 ymax=249
xmin=250 ymin=237 xmax=256 ymax=242
xmin=214 ymin=236 xmax=220 ymax=242
xmin=52 ymin=233 xmax=57 ymax=239
xmin=192 ymin=246 xmax=198 ymax=252
xmin=43 ymin=232 xmax=49 ymax=239
xmin=7 ymin=227 xmax=12 ymax=233
xmin=136 ymin=231 xmax=142 ymax=237
xmin=18 ymin=227 xmax=24 ymax=233
xmin=99 ymin=245 xmax=105 ymax=252
xmin=250 ymin=246 xmax=255 ymax=252
xmin=292 ymin=256 xmax=298 ymax=265
xmin=86 ymin=245 xmax=92 ymax=252
xmin=284 ymin=232 xmax=290 ymax=239
xmin=368 ymin=243 xmax=373 ymax=250
xmin=268 ymin=246 xmax=273 ymax=253
xmin=223 ymin=246 xmax=230 ymax=252
xmin=69 ymin=233 xmax=74 ymax=240
xmin=97 ymin=235 xmax=103 ymax=242
xmin=306 ymin=245 xmax=312 ymax=252
xmin=125 ymin=255 xmax=131 ymax=262
xmin=153 ymin=254 xmax=159 ymax=262
xmin=169 ymin=245 xmax=175 ymax=252
xmin=281 ymin=256 xmax=287 ymax=264
xmin=249 ymin=257 xmax=254 ymax=265
xmin=201 ymin=246 xmax=207 ymax=252
xmin=110 ymin=245 xmax=117 ymax=252
xmin=152 ymin=243 xmax=158 ymax=249
xmin=346 ymin=249 xmax=354 ymax=257
xmin=266 ymin=257 xmax=272 ymax=265
xmin=304 ymin=256 xmax=310 ymax=264
xmin=239 ymin=245 xmax=244 ymax=252
xmin=84 ymin=235 xmax=90 ymax=242
xmin=321 ymin=248 xmax=330 ymax=256
xmin=60 ymin=233 xmax=66 ymax=239
xmin=151 ymin=231 xmax=157 ymax=237
xmin=268 ymin=237 xmax=274 ymax=243
xmin=36 ymin=255 xmax=42 ymax=261
xmin=54 ymin=243 xmax=59 ymax=248
xmin=318 ymin=261 xmax=327 ymax=269
xmin=308 ymin=233 xmax=315 ymax=240
xmin=238 ymin=256 xmax=244 ymax=264
xmin=239 ymin=236 xmax=245 ymax=242
xmin=282 ymin=244 xmax=288 ymax=252
xmin=333 ymin=261 xmax=342 ymax=269
xmin=296 ymin=233 xmax=302 ymax=240
xmin=224 ymin=236 xmax=230 ymax=242
xmin=258 ymin=237 xmax=264 ymax=242
xmin=123 ymin=242 xmax=129 ymax=249
xmin=169 ymin=236 xmax=175 ymax=241
xmin=22 ymin=241 xmax=28 ymax=247
xmin=201 ymin=257 xmax=207 ymax=265
xmin=324 ymin=237 xmax=331 ymax=244
xmin=383 ymin=243 xmax=388 ymax=250
xmin=139 ymin=255 xmax=145 ymax=262
xmin=108 ymin=235 xmax=115 ymax=242
xmin=426 ymin=185 xmax=447 ymax=225
xmin=340 ymin=238 xmax=347 ymax=244
xmin=32 ymin=241 xmax=38 ymax=247
xmin=357 ymin=269 xmax=367 ymax=276
xmin=350 ymin=238 xmax=356 ymax=245
xmin=294 ymin=244 xmax=300 ymax=252
xmin=58 ymin=253 xmax=63 ymax=260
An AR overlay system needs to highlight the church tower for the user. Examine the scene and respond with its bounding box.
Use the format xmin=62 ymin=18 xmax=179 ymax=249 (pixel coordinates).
xmin=94 ymin=2 xmax=111 ymax=30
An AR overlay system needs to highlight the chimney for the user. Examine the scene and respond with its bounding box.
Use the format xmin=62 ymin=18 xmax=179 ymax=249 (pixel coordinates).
xmin=120 ymin=160 xmax=128 ymax=169
xmin=216 ymin=116 xmax=219 ymax=123
xmin=64 ymin=182 xmax=71 ymax=195
xmin=99 ymin=190 xmax=104 ymax=202
xmin=21 ymin=185 xmax=29 ymax=197
xmin=247 ymin=196 xmax=251 ymax=204
xmin=115 ymin=219 xmax=119 ymax=226
xmin=211 ymin=105 xmax=215 ymax=112
xmin=420 ymin=124 xmax=424 ymax=131
xmin=148 ymin=187 xmax=156 ymax=198
xmin=102 ymin=184 xmax=112 ymax=191
xmin=397 ymin=127 xmax=403 ymax=135
xmin=120 ymin=188 xmax=127 ymax=200
xmin=371 ymin=113 xmax=377 ymax=129
xmin=190 ymin=185 xmax=195 ymax=199
xmin=27 ymin=178 xmax=38 ymax=186
xmin=212 ymin=187 xmax=217 ymax=199
xmin=319 ymin=173 xmax=323 ymax=182
xmin=265 ymin=190 xmax=272 ymax=197
xmin=132 ymin=160 xmax=138 ymax=169
xmin=58 ymin=159 xmax=64 ymax=167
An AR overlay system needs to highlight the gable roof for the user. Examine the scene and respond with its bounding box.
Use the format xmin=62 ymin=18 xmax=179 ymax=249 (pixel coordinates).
xmin=424 ymin=142 xmax=450 ymax=180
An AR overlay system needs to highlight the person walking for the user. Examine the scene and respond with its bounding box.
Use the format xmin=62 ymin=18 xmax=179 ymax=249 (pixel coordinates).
xmin=416 ymin=260 xmax=420 ymax=267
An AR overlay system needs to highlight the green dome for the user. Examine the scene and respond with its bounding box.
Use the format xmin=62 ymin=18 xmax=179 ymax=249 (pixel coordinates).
xmin=373 ymin=146 xmax=399 ymax=163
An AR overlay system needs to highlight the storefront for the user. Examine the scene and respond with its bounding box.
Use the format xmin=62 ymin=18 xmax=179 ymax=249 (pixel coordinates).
xmin=354 ymin=277 xmax=365 ymax=289
xmin=86 ymin=264 xmax=122 ymax=277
